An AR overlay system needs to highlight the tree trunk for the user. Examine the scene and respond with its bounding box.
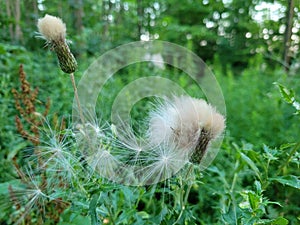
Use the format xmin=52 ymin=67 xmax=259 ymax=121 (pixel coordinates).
xmin=24 ymin=0 xmax=38 ymax=31
xmin=137 ymin=0 xmax=143 ymax=39
xmin=73 ymin=0 xmax=84 ymax=57
xmin=283 ymin=0 xmax=294 ymax=71
xmin=74 ymin=0 xmax=84 ymax=34
xmin=102 ymin=0 xmax=109 ymax=43
xmin=6 ymin=0 xmax=14 ymax=41
xmin=14 ymin=0 xmax=23 ymax=43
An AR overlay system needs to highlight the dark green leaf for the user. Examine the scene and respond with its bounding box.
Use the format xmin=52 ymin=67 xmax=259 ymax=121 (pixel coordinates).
xmin=89 ymin=193 xmax=100 ymax=225
xmin=240 ymin=152 xmax=261 ymax=180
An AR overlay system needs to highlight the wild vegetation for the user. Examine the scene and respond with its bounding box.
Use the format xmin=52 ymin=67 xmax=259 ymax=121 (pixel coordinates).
xmin=0 ymin=0 xmax=299 ymax=224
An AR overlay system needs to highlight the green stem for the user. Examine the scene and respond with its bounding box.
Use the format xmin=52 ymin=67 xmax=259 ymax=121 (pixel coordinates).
xmin=276 ymin=142 xmax=300 ymax=176
xmin=70 ymin=73 xmax=85 ymax=126
xmin=106 ymin=201 xmax=116 ymax=225
xmin=173 ymin=164 xmax=194 ymax=225
xmin=227 ymin=160 xmax=239 ymax=225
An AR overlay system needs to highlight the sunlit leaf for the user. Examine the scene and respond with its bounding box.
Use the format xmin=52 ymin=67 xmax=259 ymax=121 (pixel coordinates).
xmin=257 ymin=217 xmax=288 ymax=225
xmin=270 ymin=175 xmax=300 ymax=189
xmin=279 ymin=143 xmax=296 ymax=150
xmin=248 ymin=191 xmax=261 ymax=211
xmin=274 ymin=83 xmax=294 ymax=104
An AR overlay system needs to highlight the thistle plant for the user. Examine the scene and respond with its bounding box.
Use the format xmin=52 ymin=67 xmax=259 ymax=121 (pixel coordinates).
xmin=37 ymin=14 xmax=84 ymax=125
xmin=72 ymin=95 xmax=225 ymax=186
xmin=37 ymin=14 xmax=77 ymax=74
xmin=7 ymin=14 xmax=227 ymax=224
xmin=10 ymin=66 xmax=71 ymax=225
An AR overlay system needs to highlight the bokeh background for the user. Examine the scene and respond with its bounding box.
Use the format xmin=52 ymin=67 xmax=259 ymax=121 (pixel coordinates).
xmin=0 ymin=0 xmax=299 ymax=224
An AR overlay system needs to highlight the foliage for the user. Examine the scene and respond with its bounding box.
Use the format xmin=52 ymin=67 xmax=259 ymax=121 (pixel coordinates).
xmin=0 ymin=45 xmax=299 ymax=224
xmin=0 ymin=0 xmax=300 ymax=224
xmin=1 ymin=0 xmax=300 ymax=72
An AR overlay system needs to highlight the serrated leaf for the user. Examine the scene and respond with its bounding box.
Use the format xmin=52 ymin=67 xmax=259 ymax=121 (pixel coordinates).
xmin=263 ymin=144 xmax=278 ymax=157
xmin=257 ymin=217 xmax=288 ymax=225
xmin=248 ymin=191 xmax=260 ymax=211
xmin=275 ymin=83 xmax=294 ymax=104
xmin=270 ymin=175 xmax=300 ymax=189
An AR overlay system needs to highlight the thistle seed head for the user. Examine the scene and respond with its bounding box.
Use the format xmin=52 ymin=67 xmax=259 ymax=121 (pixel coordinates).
xmin=148 ymin=96 xmax=225 ymax=164
xmin=37 ymin=14 xmax=66 ymax=41
xmin=37 ymin=14 xmax=77 ymax=73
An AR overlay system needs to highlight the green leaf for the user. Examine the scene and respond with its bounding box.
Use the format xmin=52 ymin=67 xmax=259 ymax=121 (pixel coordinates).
xmin=89 ymin=193 xmax=100 ymax=225
xmin=7 ymin=142 xmax=28 ymax=160
xmin=274 ymin=83 xmax=294 ymax=104
xmin=257 ymin=217 xmax=289 ymax=225
xmin=221 ymin=205 xmax=241 ymax=225
xmin=271 ymin=217 xmax=289 ymax=225
xmin=240 ymin=152 xmax=261 ymax=180
xmin=58 ymin=215 xmax=91 ymax=225
xmin=263 ymin=145 xmax=278 ymax=161
xmin=137 ymin=211 xmax=150 ymax=219
xmin=270 ymin=175 xmax=300 ymax=189
xmin=248 ymin=191 xmax=260 ymax=211
xmin=0 ymin=180 xmax=22 ymax=195
xmin=254 ymin=180 xmax=262 ymax=195
xmin=279 ymin=143 xmax=296 ymax=150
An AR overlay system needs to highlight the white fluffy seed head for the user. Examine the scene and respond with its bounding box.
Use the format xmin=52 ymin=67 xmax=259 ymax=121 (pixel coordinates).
xmin=148 ymin=96 xmax=225 ymax=149
xmin=37 ymin=14 xmax=66 ymax=41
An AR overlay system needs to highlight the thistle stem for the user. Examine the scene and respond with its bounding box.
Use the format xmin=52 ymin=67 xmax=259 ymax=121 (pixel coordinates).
xmin=69 ymin=73 xmax=85 ymax=125
xmin=173 ymin=164 xmax=194 ymax=225
xmin=276 ymin=141 xmax=300 ymax=176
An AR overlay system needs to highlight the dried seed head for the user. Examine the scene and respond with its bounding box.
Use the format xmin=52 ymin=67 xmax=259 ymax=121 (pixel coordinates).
xmin=148 ymin=96 xmax=225 ymax=164
xmin=37 ymin=14 xmax=77 ymax=73
xmin=37 ymin=14 xmax=66 ymax=41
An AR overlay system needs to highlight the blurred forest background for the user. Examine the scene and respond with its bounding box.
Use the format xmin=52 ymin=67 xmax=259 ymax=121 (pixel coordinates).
xmin=1 ymin=0 xmax=300 ymax=68
xmin=1 ymin=0 xmax=300 ymax=148
xmin=1 ymin=0 xmax=300 ymax=69
xmin=0 ymin=0 xmax=300 ymax=224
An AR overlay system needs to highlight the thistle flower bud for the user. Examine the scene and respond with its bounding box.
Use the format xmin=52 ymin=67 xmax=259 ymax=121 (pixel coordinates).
xmin=37 ymin=14 xmax=77 ymax=73
xmin=148 ymin=96 xmax=225 ymax=164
